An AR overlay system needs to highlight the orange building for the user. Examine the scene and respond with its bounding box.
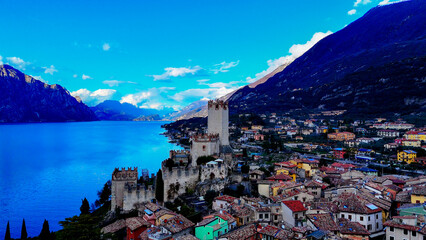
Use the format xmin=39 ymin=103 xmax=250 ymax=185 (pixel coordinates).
xmin=328 ymin=132 xmax=356 ymax=141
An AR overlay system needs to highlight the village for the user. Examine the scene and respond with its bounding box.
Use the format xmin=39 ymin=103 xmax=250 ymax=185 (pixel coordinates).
xmin=101 ymin=100 xmax=426 ymax=240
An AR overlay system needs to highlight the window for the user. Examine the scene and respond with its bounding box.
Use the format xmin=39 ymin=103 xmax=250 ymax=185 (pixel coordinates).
xmin=265 ymin=214 xmax=269 ymax=219
xmin=360 ymin=216 xmax=364 ymax=221
xmin=404 ymin=229 xmax=408 ymax=235
xmin=390 ymin=227 xmax=394 ymax=232
xmin=274 ymin=215 xmax=278 ymax=220
xmin=368 ymin=216 xmax=371 ymax=221
xmin=341 ymin=214 xmax=344 ymax=218
xmin=203 ymin=145 xmax=206 ymax=151
xmin=349 ymin=215 xmax=352 ymax=220
xmin=368 ymin=225 xmax=372 ymax=231
xmin=376 ymin=223 xmax=379 ymax=229
xmin=376 ymin=214 xmax=379 ymax=219
xmin=412 ymin=231 xmax=417 ymax=237
xmin=390 ymin=236 xmax=394 ymax=240
xmin=295 ymin=214 xmax=298 ymax=219
xmin=259 ymin=214 xmax=263 ymax=219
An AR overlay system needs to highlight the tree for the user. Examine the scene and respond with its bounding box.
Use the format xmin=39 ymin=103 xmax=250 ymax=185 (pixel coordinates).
xmin=80 ymin=198 xmax=90 ymax=215
xmin=57 ymin=215 xmax=101 ymax=240
xmin=21 ymin=219 xmax=27 ymax=240
xmin=196 ymin=156 xmax=215 ymax=165
xmin=204 ymin=190 xmax=218 ymax=206
xmin=4 ymin=221 xmax=10 ymax=240
xmin=39 ymin=219 xmax=50 ymax=240
xmin=155 ymin=169 xmax=164 ymax=202
xmin=96 ymin=180 xmax=111 ymax=207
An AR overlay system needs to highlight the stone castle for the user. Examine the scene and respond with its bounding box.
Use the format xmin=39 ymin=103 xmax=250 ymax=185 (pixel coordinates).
xmin=111 ymin=100 xmax=233 ymax=210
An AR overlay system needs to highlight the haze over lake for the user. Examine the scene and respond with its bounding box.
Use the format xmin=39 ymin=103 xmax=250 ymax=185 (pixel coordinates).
xmin=0 ymin=121 xmax=180 ymax=238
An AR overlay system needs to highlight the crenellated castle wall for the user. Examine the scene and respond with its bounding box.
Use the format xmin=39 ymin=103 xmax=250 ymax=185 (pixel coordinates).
xmin=162 ymin=165 xmax=200 ymax=201
xmin=122 ymin=184 xmax=155 ymax=211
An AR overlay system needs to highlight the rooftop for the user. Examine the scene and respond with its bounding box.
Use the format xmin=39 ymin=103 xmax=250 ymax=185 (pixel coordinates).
xmin=282 ymin=200 xmax=307 ymax=212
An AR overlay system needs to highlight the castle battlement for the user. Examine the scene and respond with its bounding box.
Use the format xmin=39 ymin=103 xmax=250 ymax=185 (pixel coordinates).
xmin=161 ymin=165 xmax=199 ymax=178
xmin=191 ymin=133 xmax=219 ymax=142
xmin=112 ymin=167 xmax=138 ymax=181
xmin=208 ymin=100 xmax=228 ymax=110
xmin=169 ymin=149 xmax=190 ymax=158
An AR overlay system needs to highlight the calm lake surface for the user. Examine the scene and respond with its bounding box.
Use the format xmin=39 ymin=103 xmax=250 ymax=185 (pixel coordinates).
xmin=0 ymin=121 xmax=180 ymax=238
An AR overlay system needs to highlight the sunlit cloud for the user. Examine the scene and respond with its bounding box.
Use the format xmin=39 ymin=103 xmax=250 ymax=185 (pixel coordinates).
xmin=43 ymin=65 xmax=58 ymax=75
xmin=71 ymin=88 xmax=116 ymax=106
xmin=152 ymin=66 xmax=202 ymax=81
xmin=348 ymin=9 xmax=357 ymax=15
xmin=102 ymin=43 xmax=110 ymax=51
xmin=211 ymin=61 xmax=239 ymax=74
xmin=246 ymin=31 xmax=333 ymax=83
xmin=6 ymin=57 xmax=30 ymax=70
xmin=82 ymin=74 xmax=92 ymax=80
xmin=103 ymin=80 xmax=136 ymax=87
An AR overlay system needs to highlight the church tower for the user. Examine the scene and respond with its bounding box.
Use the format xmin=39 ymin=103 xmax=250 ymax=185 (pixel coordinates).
xmin=207 ymin=100 xmax=229 ymax=146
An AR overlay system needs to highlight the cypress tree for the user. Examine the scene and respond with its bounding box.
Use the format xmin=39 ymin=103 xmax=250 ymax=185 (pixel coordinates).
xmin=4 ymin=221 xmax=10 ymax=240
xmin=155 ymin=169 xmax=164 ymax=202
xmin=39 ymin=219 xmax=50 ymax=240
xmin=21 ymin=219 xmax=27 ymax=239
xmin=80 ymin=198 xmax=90 ymax=215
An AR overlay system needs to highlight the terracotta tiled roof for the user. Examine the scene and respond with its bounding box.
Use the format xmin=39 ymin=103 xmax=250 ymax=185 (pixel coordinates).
xmin=337 ymin=193 xmax=382 ymax=214
xmin=412 ymin=185 xmax=426 ymax=195
xmin=175 ymin=234 xmax=198 ymax=240
xmin=125 ymin=217 xmax=150 ymax=231
xmin=267 ymin=174 xmax=293 ymax=181
xmin=145 ymin=202 xmax=161 ymax=212
xmin=162 ymin=215 xmax=194 ymax=234
xmin=221 ymin=224 xmax=257 ymax=240
xmin=307 ymin=214 xmax=339 ymax=231
xmin=258 ymin=225 xmax=290 ymax=240
xmin=306 ymin=201 xmax=339 ymax=213
xmin=282 ymin=200 xmax=307 ymax=212
xmin=337 ymin=218 xmax=369 ymax=235
xmin=215 ymin=195 xmax=237 ymax=203
xmin=101 ymin=219 xmax=126 ymax=234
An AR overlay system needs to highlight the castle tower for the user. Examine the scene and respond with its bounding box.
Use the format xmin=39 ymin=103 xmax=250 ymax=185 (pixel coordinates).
xmin=111 ymin=167 xmax=138 ymax=210
xmin=208 ymin=100 xmax=229 ymax=146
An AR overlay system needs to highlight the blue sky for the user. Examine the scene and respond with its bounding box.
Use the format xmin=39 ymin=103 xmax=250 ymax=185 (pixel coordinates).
xmin=0 ymin=0 xmax=400 ymax=110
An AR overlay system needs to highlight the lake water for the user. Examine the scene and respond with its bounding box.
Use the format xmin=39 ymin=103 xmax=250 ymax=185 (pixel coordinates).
xmin=0 ymin=121 xmax=180 ymax=238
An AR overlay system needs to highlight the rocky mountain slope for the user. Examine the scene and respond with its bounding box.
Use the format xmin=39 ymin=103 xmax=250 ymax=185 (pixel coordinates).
xmin=91 ymin=100 xmax=173 ymax=121
xmin=228 ymin=0 xmax=426 ymax=117
xmin=0 ymin=65 xmax=98 ymax=123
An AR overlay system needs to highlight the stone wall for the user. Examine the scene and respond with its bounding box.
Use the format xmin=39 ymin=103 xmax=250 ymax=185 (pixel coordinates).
xmin=123 ymin=185 xmax=155 ymax=211
xmin=190 ymin=135 xmax=220 ymax=166
xmin=200 ymin=163 xmax=227 ymax=182
xmin=162 ymin=165 xmax=200 ymax=201
xmin=208 ymin=100 xmax=229 ymax=146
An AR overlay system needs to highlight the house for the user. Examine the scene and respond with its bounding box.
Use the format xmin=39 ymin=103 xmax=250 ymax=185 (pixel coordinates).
xmin=336 ymin=193 xmax=384 ymax=238
xmin=249 ymin=170 xmax=265 ymax=181
xmin=195 ymin=215 xmax=229 ymax=240
xmin=356 ymin=137 xmax=375 ymax=145
xmin=213 ymin=195 xmax=238 ymax=211
xmin=401 ymin=139 xmax=421 ymax=147
xmin=333 ymin=148 xmax=346 ymax=159
xmin=328 ymin=132 xmax=355 ymax=141
xmin=253 ymin=206 xmax=271 ymax=225
xmin=231 ymin=204 xmax=252 ymax=227
xmin=331 ymin=162 xmax=356 ymax=172
xmin=357 ymin=148 xmax=374 ymax=156
xmin=397 ymin=150 xmax=417 ymax=164
xmin=304 ymin=181 xmax=328 ymax=199
xmin=161 ymin=214 xmax=195 ymax=239
xmin=384 ymin=215 xmax=426 ymax=240
xmin=281 ymin=200 xmax=307 ymax=227
xmin=384 ymin=143 xmax=398 ymax=150
xmin=378 ymin=129 xmax=400 ymax=138
xmin=126 ymin=217 xmax=151 ymax=240
xmin=344 ymin=140 xmax=359 ymax=148
xmin=411 ymin=185 xmax=426 ymax=204
xmin=404 ymin=131 xmax=426 ymax=141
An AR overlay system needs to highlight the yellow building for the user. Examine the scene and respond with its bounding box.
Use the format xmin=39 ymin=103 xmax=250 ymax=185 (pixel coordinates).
xmin=411 ymin=186 xmax=426 ymax=204
xmin=275 ymin=168 xmax=296 ymax=182
xmin=402 ymin=139 xmax=421 ymax=147
xmin=290 ymin=159 xmax=319 ymax=178
xmin=404 ymin=131 xmax=426 ymax=141
xmin=397 ymin=150 xmax=417 ymax=164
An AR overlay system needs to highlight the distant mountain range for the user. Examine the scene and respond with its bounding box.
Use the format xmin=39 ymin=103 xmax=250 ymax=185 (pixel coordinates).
xmin=91 ymin=100 xmax=173 ymax=121
xmin=0 ymin=65 xmax=97 ymax=123
xmin=175 ymin=0 xmax=426 ymax=120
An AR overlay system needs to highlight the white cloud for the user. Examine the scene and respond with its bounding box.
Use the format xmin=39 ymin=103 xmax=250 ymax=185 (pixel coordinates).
xmin=170 ymin=87 xmax=236 ymax=103
xmin=211 ymin=61 xmax=239 ymax=74
xmin=102 ymin=80 xmax=136 ymax=87
xmin=378 ymin=0 xmax=407 ymax=5
xmin=71 ymin=88 xmax=116 ymax=106
xmin=152 ymin=66 xmax=202 ymax=81
xmin=6 ymin=57 xmax=30 ymax=69
xmin=246 ymin=31 xmax=333 ymax=83
xmin=73 ymin=74 xmax=78 ymax=78
xmin=82 ymin=74 xmax=92 ymax=80
xmin=354 ymin=0 xmax=371 ymax=7
xmin=120 ymin=87 xmax=175 ymax=109
xmin=348 ymin=9 xmax=357 ymax=15
xmin=102 ymin=43 xmax=110 ymax=51
xmin=0 ymin=56 xmax=3 ymax=65
xmin=43 ymin=65 xmax=58 ymax=75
